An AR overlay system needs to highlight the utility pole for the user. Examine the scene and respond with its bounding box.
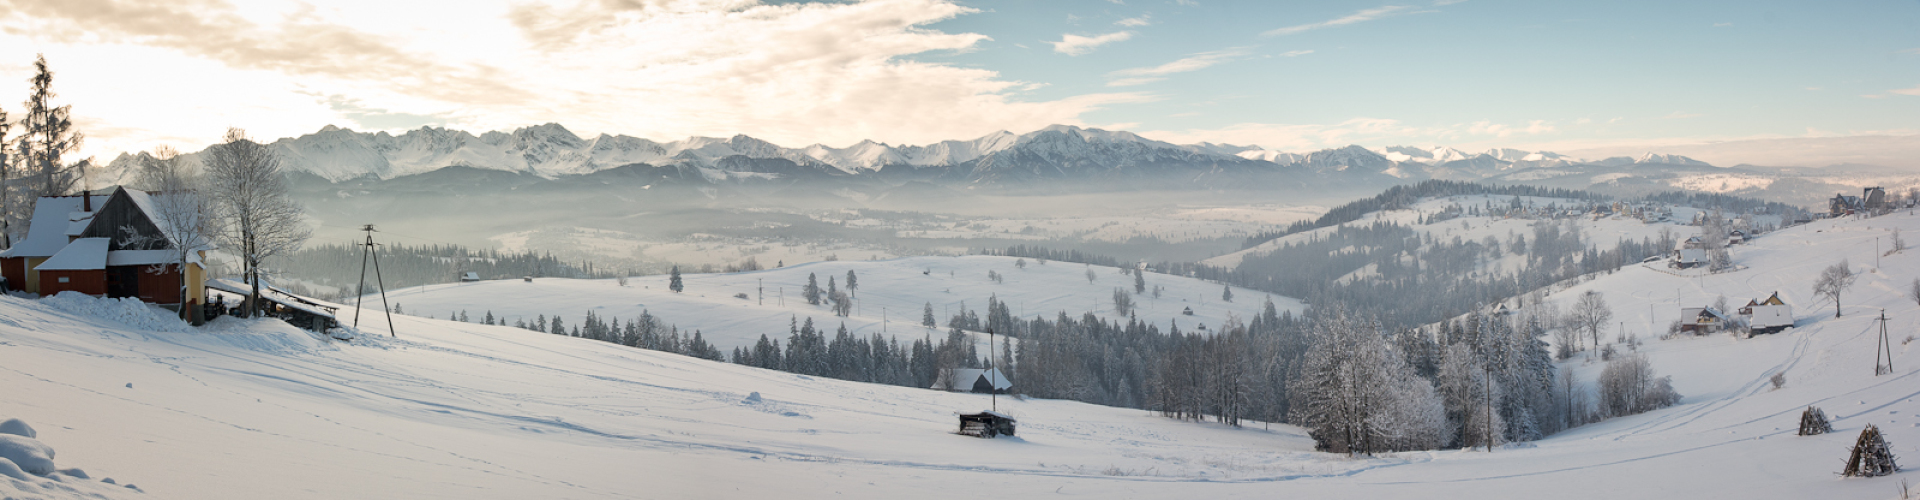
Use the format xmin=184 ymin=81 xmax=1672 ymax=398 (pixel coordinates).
xmin=758 ymin=278 xmax=763 ymax=305
xmin=353 ymin=224 xmax=396 ymax=337
xmin=1877 ymin=309 xmax=1895 ymax=376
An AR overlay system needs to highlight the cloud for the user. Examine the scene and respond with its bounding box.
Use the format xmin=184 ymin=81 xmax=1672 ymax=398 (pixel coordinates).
xmin=1891 ymin=85 xmax=1920 ymax=96
xmin=1433 ymin=0 xmax=1467 ymax=5
xmin=1661 ymin=111 xmax=1704 ymax=119
xmin=1139 ymin=117 xmax=1558 ymax=151
xmin=1115 ymin=15 xmax=1151 ymax=27
xmin=1106 ymin=48 xmax=1249 ymax=86
xmin=1712 ymin=22 xmax=1732 ymax=27
xmin=1263 ymin=5 xmax=1424 ymax=37
xmin=1051 ymin=31 xmax=1134 ymax=56
xmin=0 ymin=0 xmax=1164 ymax=158
xmin=1902 ymin=48 xmax=1920 ymax=55
xmin=1279 ymin=50 xmax=1313 ymax=57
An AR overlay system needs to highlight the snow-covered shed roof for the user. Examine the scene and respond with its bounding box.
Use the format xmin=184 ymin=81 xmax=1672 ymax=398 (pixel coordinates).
xmin=34 ymin=238 xmax=111 ymax=271
xmin=0 ymin=194 xmax=107 ymax=259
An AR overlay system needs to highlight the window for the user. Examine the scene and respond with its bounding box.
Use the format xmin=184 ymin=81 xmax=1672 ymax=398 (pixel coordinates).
xmin=58 ymin=277 xmax=69 ymax=283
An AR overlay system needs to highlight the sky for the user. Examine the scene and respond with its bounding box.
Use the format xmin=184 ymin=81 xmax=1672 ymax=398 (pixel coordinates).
xmin=0 ymin=0 xmax=1916 ymax=161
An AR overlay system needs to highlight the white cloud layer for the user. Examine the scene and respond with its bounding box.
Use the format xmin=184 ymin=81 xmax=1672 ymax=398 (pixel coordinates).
xmin=1139 ymin=117 xmax=1561 ymax=151
xmin=1263 ymin=5 xmax=1423 ymax=37
xmin=1050 ymin=31 xmax=1135 ymax=56
xmin=0 ymin=0 xmax=1153 ymax=158
xmin=1106 ymin=48 xmax=1248 ymax=87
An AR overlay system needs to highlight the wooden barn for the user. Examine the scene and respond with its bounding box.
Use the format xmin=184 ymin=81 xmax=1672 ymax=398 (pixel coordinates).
xmin=0 ymin=188 xmax=212 ymax=319
xmin=931 ymin=367 xmax=1013 ymax=394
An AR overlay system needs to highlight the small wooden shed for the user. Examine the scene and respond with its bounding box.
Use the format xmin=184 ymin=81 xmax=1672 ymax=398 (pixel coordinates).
xmin=957 ymin=410 xmax=1016 ymax=438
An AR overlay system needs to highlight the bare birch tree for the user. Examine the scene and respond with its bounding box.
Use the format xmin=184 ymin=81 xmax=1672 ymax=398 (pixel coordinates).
xmin=1566 ymin=291 xmax=1612 ymax=351
xmin=204 ymin=128 xmax=309 ymax=316
xmin=1813 ymin=260 xmax=1856 ymax=318
xmin=137 ymin=146 xmax=223 ymax=319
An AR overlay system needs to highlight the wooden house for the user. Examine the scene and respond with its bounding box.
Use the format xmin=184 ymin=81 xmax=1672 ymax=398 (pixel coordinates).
xmin=0 ymin=188 xmax=212 ymax=317
xmin=1679 ymin=306 xmax=1729 ymax=333
xmin=931 ymin=367 xmax=1013 ymax=394
xmin=1740 ymin=292 xmax=1793 ymax=334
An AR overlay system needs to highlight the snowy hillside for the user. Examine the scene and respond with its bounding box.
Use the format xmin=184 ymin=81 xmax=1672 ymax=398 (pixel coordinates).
xmin=5 ymin=210 xmax=1920 ymax=499
xmin=365 ymin=255 xmax=1294 ymax=351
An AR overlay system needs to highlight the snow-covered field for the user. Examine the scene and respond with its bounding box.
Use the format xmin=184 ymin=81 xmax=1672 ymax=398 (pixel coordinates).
xmin=367 ymin=255 xmax=1294 ymax=351
xmin=4 ymin=208 xmax=1920 ymax=499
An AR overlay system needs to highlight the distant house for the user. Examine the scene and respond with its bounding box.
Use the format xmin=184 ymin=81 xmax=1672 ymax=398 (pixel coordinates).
xmin=1831 ymin=194 xmax=1862 ymax=216
xmin=931 ymin=367 xmax=1013 ymax=394
xmin=1679 ymin=306 xmax=1729 ymax=334
xmin=1672 ymin=249 xmax=1708 ymax=269
xmin=460 ymin=272 xmax=481 ymax=282
xmin=1864 ymin=187 xmax=1888 ymax=210
xmin=0 ymin=188 xmax=212 ymax=316
xmin=1727 ymin=230 xmax=1748 ymax=245
xmin=1740 ymin=292 xmax=1793 ymax=335
xmin=1680 ymin=236 xmax=1706 ymax=250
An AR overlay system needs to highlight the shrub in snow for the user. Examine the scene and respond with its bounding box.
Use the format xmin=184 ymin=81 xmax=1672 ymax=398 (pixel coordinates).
xmin=1596 ymin=353 xmax=1680 ymax=417
xmin=0 ymin=418 xmax=35 ymax=438
xmin=1799 ymin=406 xmax=1832 ymax=436
xmin=0 ymin=433 xmax=56 ymax=476
xmin=1842 ymin=424 xmax=1900 ymax=477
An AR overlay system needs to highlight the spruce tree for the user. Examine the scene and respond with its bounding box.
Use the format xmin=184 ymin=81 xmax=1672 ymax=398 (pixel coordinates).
xmin=805 ymin=273 xmax=821 ymax=305
xmin=846 ymin=270 xmax=858 ymax=298
xmin=669 ymin=266 xmax=684 ymax=293
xmin=1222 ymin=284 xmax=1233 ymax=303
xmin=1134 ymin=268 xmax=1146 ymax=294
xmin=922 ymin=302 xmax=936 ymax=328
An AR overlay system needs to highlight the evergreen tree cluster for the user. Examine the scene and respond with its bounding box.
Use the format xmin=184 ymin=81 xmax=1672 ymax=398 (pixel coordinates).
xmin=1240 ymin=180 xmax=1604 ymax=250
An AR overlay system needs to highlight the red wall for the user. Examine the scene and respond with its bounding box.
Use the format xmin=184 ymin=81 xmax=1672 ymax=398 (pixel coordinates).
xmin=127 ymin=265 xmax=184 ymax=304
xmin=0 ymin=258 xmax=22 ymax=292
xmin=38 ymin=270 xmax=107 ymax=296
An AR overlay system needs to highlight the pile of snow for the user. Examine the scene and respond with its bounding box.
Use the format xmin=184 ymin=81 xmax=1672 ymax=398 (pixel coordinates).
xmin=0 ymin=417 xmax=140 ymax=498
xmin=38 ymin=292 xmax=192 ymax=333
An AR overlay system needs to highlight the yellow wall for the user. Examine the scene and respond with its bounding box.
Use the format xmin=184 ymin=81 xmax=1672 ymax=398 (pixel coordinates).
xmin=23 ymin=257 xmax=45 ymax=294
xmin=186 ymin=252 xmax=207 ymax=303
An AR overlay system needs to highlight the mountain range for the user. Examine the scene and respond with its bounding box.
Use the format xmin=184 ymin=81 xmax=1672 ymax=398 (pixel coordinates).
xmin=100 ymin=123 xmax=1729 ymax=191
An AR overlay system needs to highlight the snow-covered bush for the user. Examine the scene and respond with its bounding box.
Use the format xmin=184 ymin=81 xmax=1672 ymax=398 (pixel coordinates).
xmin=1596 ymin=353 xmax=1680 ymax=417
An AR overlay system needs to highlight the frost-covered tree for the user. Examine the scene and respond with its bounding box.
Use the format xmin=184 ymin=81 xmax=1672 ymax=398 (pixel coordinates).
xmin=1134 ymin=268 xmax=1146 ymax=294
xmin=205 ymin=128 xmax=310 ymax=316
xmin=1813 ymin=260 xmax=1856 ymax=318
xmin=1908 ymin=278 xmax=1920 ymax=306
xmin=1596 ymin=353 xmax=1680 ymax=417
xmin=922 ymin=302 xmax=936 ymax=328
xmin=18 ymin=54 xmax=83 ymax=200
xmin=1222 ymin=284 xmax=1233 ymax=303
xmin=1288 ymin=308 xmax=1446 ymax=454
xmin=134 ymin=146 xmax=222 ymax=319
xmin=1085 ymin=266 xmax=1096 ymax=284
xmin=668 ymin=265 xmax=683 ymax=293
xmin=1112 ymin=287 xmax=1133 ymax=316
xmin=804 ymin=273 xmax=821 ymax=305
xmin=845 ymin=270 xmax=857 ymax=297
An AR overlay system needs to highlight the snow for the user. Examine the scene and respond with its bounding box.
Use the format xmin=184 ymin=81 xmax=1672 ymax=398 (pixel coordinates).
xmin=0 ymin=434 xmax=56 ymax=475
xmin=5 ymin=210 xmax=1920 ymax=499
xmin=369 ymin=255 xmax=1297 ymax=352
xmin=34 ymin=238 xmax=111 ymax=271
xmin=0 ymin=419 xmax=36 ymax=438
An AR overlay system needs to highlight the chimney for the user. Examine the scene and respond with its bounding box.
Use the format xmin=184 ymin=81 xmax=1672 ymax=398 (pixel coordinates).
xmin=82 ymin=190 xmax=91 ymax=212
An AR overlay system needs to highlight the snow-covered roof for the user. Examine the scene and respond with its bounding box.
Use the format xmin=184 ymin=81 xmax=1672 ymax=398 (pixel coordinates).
xmin=34 ymin=238 xmax=110 ymax=271
xmin=933 ymin=367 xmax=1013 ymax=391
xmin=1675 ymin=249 xmax=1708 ymax=263
xmin=0 ymin=194 xmax=106 ymax=259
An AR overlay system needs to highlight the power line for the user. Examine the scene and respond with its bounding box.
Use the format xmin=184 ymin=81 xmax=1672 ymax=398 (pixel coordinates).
xmin=354 ymin=224 xmax=397 ymax=338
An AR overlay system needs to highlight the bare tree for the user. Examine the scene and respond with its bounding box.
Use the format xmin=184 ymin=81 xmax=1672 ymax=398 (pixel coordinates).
xmin=136 ymin=146 xmax=223 ymax=320
xmin=1909 ymin=278 xmax=1920 ymax=306
xmin=1813 ymin=260 xmax=1856 ymax=318
xmin=204 ymin=128 xmax=309 ymax=317
xmin=1565 ymin=291 xmax=1612 ymax=351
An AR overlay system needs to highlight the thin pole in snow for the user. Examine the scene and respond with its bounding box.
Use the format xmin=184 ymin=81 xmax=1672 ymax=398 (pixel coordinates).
xmin=352 ymin=224 xmax=396 ymax=337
